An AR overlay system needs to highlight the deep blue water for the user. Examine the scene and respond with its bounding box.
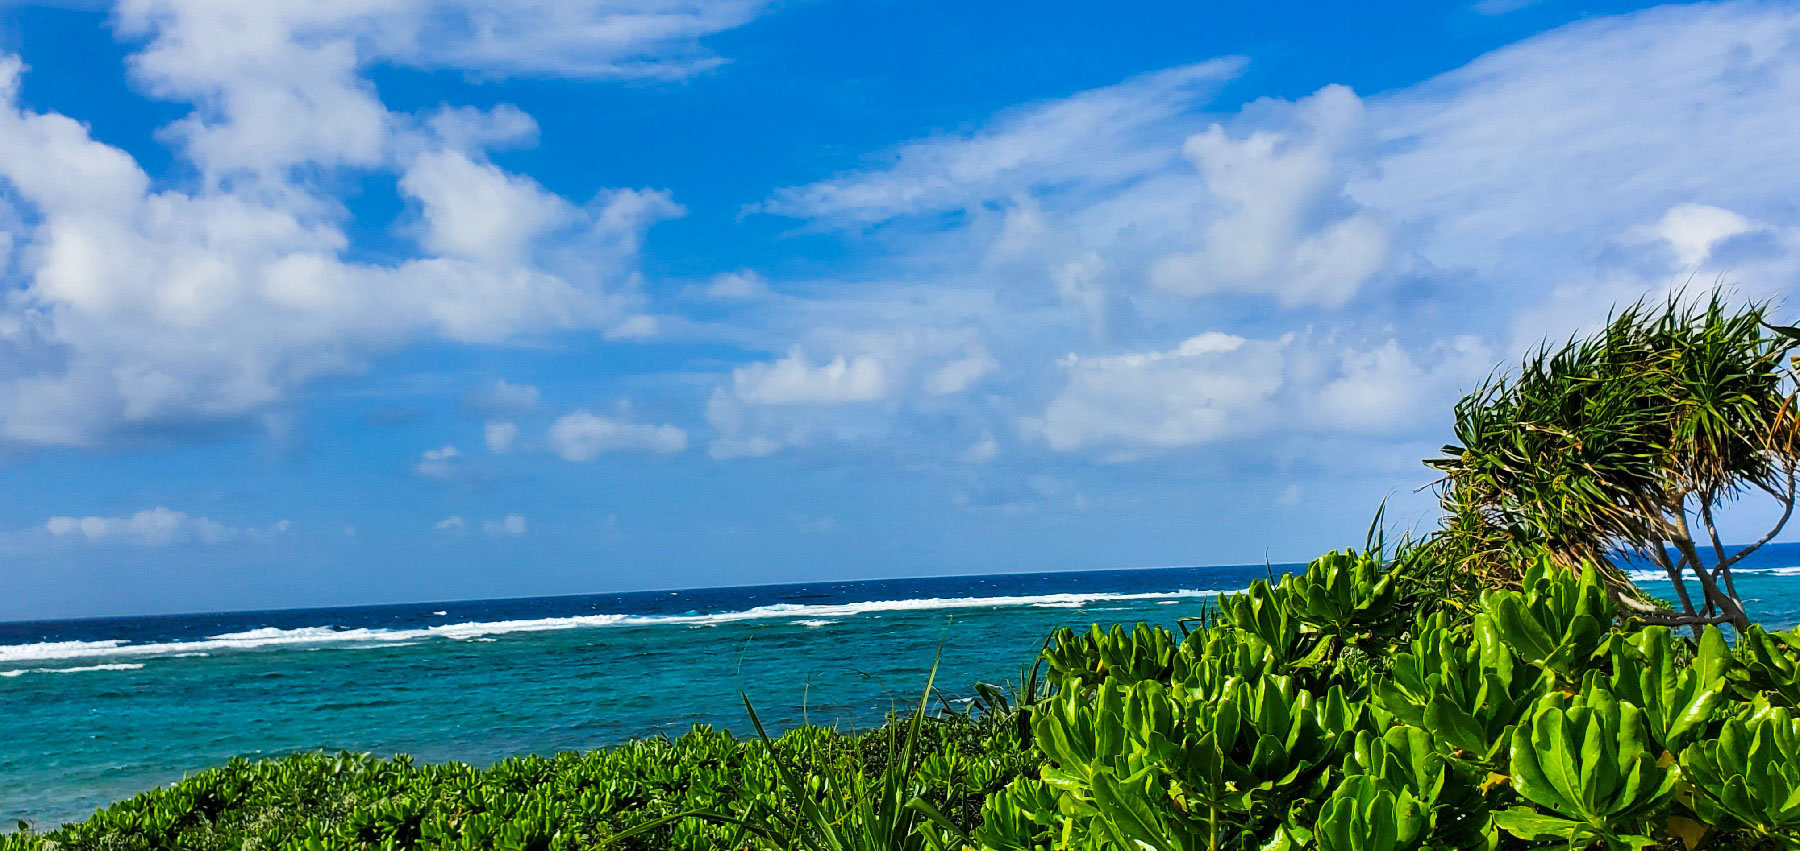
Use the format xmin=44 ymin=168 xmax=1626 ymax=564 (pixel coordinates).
xmin=6 ymin=547 xmax=1800 ymax=828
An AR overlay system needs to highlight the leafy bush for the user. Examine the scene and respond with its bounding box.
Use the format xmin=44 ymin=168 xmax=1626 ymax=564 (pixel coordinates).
xmin=975 ymin=548 xmax=1800 ymax=851
xmin=2 ymin=706 xmax=1037 ymax=851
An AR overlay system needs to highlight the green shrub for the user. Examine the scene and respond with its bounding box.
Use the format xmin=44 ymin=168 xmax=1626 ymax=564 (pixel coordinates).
xmin=975 ymin=547 xmax=1800 ymax=851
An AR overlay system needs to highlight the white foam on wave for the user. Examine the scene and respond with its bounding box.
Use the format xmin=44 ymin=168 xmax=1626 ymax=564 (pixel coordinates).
xmin=0 ymin=627 xmax=417 ymax=664
xmin=0 ymin=588 xmax=1222 ymax=664
xmin=1627 ymin=565 xmax=1800 ymax=582
xmin=0 ymin=639 xmax=129 ymax=663
xmin=0 ymin=663 xmax=145 ymax=678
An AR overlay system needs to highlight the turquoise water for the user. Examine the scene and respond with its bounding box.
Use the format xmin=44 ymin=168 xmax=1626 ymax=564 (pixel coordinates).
xmin=5 ymin=552 xmax=1800 ymax=828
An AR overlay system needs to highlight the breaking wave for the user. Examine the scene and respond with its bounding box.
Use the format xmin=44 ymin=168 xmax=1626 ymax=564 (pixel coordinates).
xmin=1625 ymin=565 xmax=1800 ymax=582
xmin=0 ymin=663 xmax=145 ymax=678
xmin=0 ymin=589 xmax=1222 ymax=665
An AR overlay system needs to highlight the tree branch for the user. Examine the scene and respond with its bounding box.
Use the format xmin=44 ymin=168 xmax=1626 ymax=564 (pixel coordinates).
xmin=1624 ymin=609 xmax=1740 ymax=628
xmin=1702 ymin=499 xmax=1729 ymax=572
xmin=1669 ymin=510 xmax=1748 ymax=630
xmin=1645 ymin=542 xmax=1696 ymax=618
xmin=1720 ymin=463 xmax=1798 ymax=572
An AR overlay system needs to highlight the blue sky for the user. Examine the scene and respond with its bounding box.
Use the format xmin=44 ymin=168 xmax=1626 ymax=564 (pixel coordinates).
xmin=1 ymin=0 xmax=1797 ymax=620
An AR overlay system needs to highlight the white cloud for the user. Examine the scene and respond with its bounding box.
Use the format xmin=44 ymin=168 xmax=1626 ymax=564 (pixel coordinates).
xmin=114 ymin=0 xmax=770 ymax=177
xmin=730 ymin=349 xmax=888 ymax=405
xmin=1312 ymin=336 xmax=1492 ymax=431
xmin=1632 ymin=203 xmax=1755 ymax=270
xmin=1031 ymin=333 xmax=1286 ymax=452
xmin=546 ymin=409 xmax=687 ymax=460
xmin=1500 ymin=202 xmax=1800 ymax=362
xmin=697 ymin=270 xmax=768 ymax=300
xmin=759 ymin=59 xmax=1245 ymax=224
xmin=424 ymin=104 xmax=539 ymax=153
xmin=1149 ymin=85 xmax=1387 ymax=307
xmin=484 ymin=421 xmax=519 ymax=454
xmin=605 ymin=312 xmax=661 ymax=341
xmin=400 ymin=150 xmax=576 ymax=265
xmin=924 ymin=347 xmax=997 ymax=395
xmin=0 ymin=0 xmax=741 ymax=449
xmin=1355 ymin=2 xmax=1800 ymax=284
xmin=716 ymin=1 xmax=1800 ymax=474
xmin=484 ymin=514 xmax=527 ymax=536
xmin=703 ymin=327 xmax=1002 ymax=458
xmin=44 ymin=506 xmax=288 ymax=547
xmin=1027 ymin=331 xmax=1492 ymax=454
xmin=435 ymin=515 xmax=465 ymax=532
xmin=415 ymin=444 xmax=462 ymax=478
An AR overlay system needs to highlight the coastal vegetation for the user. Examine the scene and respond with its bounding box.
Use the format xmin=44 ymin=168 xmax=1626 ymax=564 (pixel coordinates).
xmin=1426 ymin=294 xmax=1800 ymax=632
xmin=8 ymin=293 xmax=1800 ymax=850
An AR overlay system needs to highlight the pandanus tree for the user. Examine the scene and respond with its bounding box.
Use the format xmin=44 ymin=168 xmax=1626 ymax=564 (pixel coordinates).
xmin=1428 ymin=293 xmax=1800 ymax=632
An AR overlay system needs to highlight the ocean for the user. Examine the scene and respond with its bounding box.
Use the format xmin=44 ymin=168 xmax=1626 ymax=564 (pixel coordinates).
xmin=7 ymin=546 xmax=1800 ymax=828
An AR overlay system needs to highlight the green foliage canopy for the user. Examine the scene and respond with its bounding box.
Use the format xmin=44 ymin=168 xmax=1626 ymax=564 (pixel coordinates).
xmin=1428 ymin=293 xmax=1800 ymax=629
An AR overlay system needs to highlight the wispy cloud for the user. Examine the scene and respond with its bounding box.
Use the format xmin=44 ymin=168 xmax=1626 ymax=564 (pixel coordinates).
xmin=44 ymin=507 xmax=289 ymax=547
xmin=757 ymin=59 xmax=1245 ymax=225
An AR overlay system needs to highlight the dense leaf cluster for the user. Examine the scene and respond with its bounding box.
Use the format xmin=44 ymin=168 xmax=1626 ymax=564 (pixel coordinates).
xmin=1427 ymin=293 xmax=1800 ymax=628
xmin=984 ymin=551 xmax=1800 ymax=850
xmin=1 ymin=708 xmax=1037 ymax=851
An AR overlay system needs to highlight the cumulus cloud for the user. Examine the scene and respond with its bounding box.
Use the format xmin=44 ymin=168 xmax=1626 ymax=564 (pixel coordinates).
xmin=0 ymin=0 xmax=746 ymax=450
xmin=1631 ymin=203 xmax=1756 ymax=271
xmin=1031 ymin=333 xmax=1287 ymax=452
xmin=5 ymin=0 xmax=1797 ymax=514
xmin=114 ymin=0 xmax=770 ymax=179
xmin=44 ymin=507 xmax=289 ymax=547
xmin=435 ymin=515 xmax=466 ymax=533
xmin=720 ymin=1 xmax=1800 ymax=474
xmin=547 ymin=410 xmax=687 ymax=460
xmin=730 ymin=349 xmax=888 ymax=405
xmin=1025 ymin=329 xmax=1495 ymax=455
xmin=703 ymin=328 xmax=1000 ymax=458
xmin=400 ymin=150 xmax=578 ymax=266
xmin=1148 ymin=86 xmax=1387 ymax=307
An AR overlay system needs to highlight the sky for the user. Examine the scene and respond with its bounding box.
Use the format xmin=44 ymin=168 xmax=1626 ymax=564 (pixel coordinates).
xmin=1 ymin=0 xmax=1798 ymax=620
